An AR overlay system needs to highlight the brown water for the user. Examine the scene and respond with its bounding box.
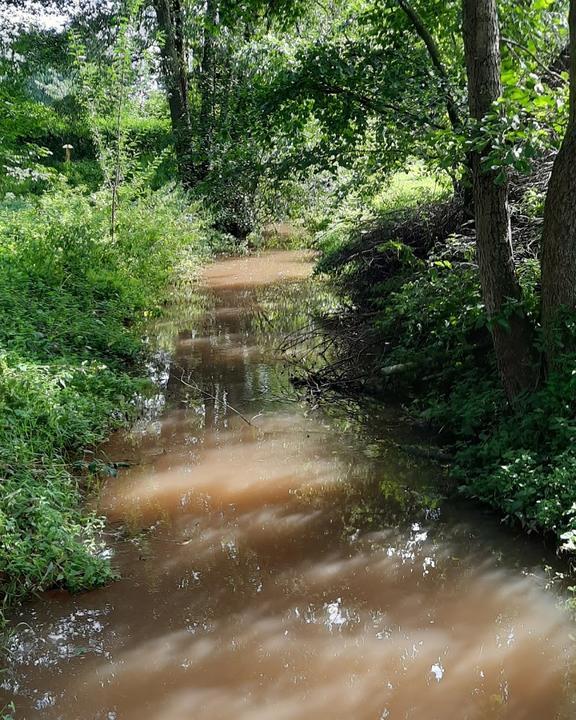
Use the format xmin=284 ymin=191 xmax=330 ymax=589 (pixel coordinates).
xmin=2 ymin=250 xmax=576 ymax=719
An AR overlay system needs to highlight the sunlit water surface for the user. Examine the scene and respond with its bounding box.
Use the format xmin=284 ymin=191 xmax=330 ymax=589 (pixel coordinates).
xmin=2 ymin=250 xmax=575 ymax=719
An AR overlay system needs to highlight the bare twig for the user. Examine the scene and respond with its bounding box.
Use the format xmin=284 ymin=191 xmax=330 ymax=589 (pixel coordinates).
xmin=177 ymin=372 xmax=254 ymax=426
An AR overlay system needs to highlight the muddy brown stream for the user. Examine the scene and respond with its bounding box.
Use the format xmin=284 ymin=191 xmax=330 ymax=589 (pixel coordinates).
xmin=2 ymin=251 xmax=576 ymax=719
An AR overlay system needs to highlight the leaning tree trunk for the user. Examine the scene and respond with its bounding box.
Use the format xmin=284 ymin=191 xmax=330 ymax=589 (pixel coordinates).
xmin=462 ymin=0 xmax=536 ymax=400
xmin=398 ymin=0 xmax=473 ymax=213
xmin=153 ymin=0 xmax=195 ymax=187
xmin=541 ymin=0 xmax=576 ymax=362
xmin=398 ymin=0 xmax=462 ymax=131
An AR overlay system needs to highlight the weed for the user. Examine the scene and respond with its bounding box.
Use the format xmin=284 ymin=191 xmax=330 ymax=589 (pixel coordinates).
xmin=0 ymin=182 xmax=205 ymax=614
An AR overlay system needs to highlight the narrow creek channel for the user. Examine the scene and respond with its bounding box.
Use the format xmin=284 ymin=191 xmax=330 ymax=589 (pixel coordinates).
xmin=2 ymin=250 xmax=576 ymax=719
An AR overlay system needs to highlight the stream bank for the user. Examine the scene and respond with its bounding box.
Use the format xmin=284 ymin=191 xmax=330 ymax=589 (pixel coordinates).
xmin=1 ymin=250 xmax=575 ymax=720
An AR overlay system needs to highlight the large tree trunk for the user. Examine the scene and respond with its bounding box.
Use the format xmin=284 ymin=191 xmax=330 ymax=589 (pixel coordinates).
xmin=462 ymin=0 xmax=536 ymax=400
xmin=541 ymin=0 xmax=576 ymax=360
xmin=153 ymin=0 xmax=195 ymax=187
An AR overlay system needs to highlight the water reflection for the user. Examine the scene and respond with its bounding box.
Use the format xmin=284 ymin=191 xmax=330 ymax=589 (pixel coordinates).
xmin=1 ymin=250 xmax=575 ymax=720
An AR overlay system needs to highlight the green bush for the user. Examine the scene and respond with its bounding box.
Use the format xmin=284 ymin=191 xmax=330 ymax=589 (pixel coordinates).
xmin=318 ymin=193 xmax=576 ymax=548
xmin=370 ymin=254 xmax=576 ymax=546
xmin=0 ymin=81 xmax=176 ymax=195
xmin=0 ymin=183 xmax=204 ymax=611
xmin=454 ymin=361 xmax=576 ymax=544
xmin=381 ymin=262 xmax=576 ymax=546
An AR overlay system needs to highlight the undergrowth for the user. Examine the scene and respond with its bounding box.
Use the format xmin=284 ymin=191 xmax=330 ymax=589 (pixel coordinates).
xmin=316 ymin=167 xmax=576 ymax=550
xmin=0 ymin=182 xmax=206 ymax=614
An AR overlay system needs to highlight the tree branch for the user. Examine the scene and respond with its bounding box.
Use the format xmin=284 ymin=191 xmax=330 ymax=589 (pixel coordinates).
xmin=501 ymin=36 xmax=567 ymax=86
xmin=397 ymin=0 xmax=463 ymax=130
xmin=315 ymin=79 xmax=447 ymax=130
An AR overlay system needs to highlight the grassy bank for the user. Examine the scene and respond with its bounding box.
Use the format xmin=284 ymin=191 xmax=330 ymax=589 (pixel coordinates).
xmin=0 ymin=183 xmax=210 ymax=614
xmin=316 ymin=165 xmax=576 ymax=551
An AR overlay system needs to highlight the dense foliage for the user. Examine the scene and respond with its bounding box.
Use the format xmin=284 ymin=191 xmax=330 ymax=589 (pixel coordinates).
xmin=1 ymin=0 xmax=576 ymax=629
xmin=316 ymin=162 xmax=576 ymax=547
xmin=0 ymin=184 xmax=206 ymax=608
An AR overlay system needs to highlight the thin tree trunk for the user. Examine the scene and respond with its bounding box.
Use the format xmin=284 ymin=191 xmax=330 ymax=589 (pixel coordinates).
xmin=397 ymin=0 xmax=462 ymax=131
xmin=196 ymin=0 xmax=218 ymax=182
xmin=153 ymin=0 xmax=194 ymax=186
xmin=541 ymin=0 xmax=576 ymax=360
xmin=110 ymin=56 xmax=125 ymax=242
xmin=462 ymin=0 xmax=536 ymax=400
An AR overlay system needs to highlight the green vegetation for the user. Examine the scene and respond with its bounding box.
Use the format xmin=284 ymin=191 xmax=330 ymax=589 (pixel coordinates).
xmin=316 ymin=163 xmax=576 ymax=547
xmin=2 ymin=0 xmax=576 ymax=619
xmin=0 ymin=1 xmax=226 ymax=614
xmin=0 ymin=184 xmax=206 ymax=609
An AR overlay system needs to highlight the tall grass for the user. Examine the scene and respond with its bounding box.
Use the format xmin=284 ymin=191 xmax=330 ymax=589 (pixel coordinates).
xmin=0 ymin=182 xmax=204 ymax=613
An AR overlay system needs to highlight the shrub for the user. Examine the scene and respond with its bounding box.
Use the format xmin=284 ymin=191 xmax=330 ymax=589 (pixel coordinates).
xmin=0 ymin=183 xmax=204 ymax=611
xmin=316 ymin=171 xmax=576 ymax=548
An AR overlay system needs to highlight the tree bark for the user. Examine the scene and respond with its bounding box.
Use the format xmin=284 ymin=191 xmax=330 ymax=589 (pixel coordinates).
xmin=462 ymin=0 xmax=536 ymax=400
xmin=541 ymin=0 xmax=576 ymax=360
xmin=153 ymin=0 xmax=194 ymax=187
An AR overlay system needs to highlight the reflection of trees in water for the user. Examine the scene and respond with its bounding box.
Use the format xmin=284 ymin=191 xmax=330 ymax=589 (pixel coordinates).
xmin=162 ymin=280 xmax=323 ymax=421
xmin=4 ymin=260 xmax=575 ymax=720
xmin=7 ymin=492 xmax=573 ymax=720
